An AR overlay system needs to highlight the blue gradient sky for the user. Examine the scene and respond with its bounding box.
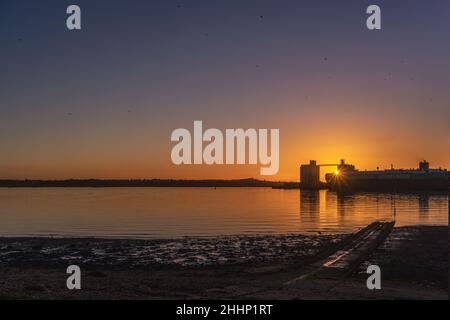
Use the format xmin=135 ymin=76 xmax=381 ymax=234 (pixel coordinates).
xmin=1 ymin=0 xmax=449 ymax=180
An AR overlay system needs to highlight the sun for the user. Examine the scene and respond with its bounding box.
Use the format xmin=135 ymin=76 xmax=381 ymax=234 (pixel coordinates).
xmin=334 ymin=170 xmax=340 ymax=176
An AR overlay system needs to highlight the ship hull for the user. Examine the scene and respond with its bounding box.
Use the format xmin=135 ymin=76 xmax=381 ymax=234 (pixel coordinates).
xmin=327 ymin=172 xmax=449 ymax=192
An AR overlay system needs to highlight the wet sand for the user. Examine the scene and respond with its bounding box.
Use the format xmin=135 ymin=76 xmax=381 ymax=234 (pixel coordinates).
xmin=0 ymin=226 xmax=447 ymax=300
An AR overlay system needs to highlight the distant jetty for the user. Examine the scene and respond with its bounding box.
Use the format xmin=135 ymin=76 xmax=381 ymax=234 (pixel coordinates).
xmin=0 ymin=178 xmax=286 ymax=188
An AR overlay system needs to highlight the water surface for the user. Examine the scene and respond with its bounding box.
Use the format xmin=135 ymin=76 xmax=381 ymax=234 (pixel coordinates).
xmin=0 ymin=188 xmax=447 ymax=238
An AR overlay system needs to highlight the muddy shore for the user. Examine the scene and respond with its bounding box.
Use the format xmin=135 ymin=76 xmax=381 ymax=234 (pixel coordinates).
xmin=0 ymin=226 xmax=447 ymax=300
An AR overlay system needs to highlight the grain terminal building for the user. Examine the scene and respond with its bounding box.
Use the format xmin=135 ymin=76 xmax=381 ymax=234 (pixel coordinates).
xmin=300 ymin=160 xmax=321 ymax=189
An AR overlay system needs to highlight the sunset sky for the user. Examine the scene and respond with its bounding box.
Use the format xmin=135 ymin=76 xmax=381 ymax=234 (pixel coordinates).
xmin=1 ymin=0 xmax=449 ymax=181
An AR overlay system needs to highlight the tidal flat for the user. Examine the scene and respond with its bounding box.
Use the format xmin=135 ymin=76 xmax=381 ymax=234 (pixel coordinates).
xmin=0 ymin=226 xmax=447 ymax=300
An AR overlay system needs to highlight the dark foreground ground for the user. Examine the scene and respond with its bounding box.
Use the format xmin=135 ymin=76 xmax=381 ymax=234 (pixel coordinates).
xmin=0 ymin=226 xmax=447 ymax=300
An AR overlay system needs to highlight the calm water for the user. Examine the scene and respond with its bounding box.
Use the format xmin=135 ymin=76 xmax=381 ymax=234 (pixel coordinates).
xmin=0 ymin=188 xmax=447 ymax=238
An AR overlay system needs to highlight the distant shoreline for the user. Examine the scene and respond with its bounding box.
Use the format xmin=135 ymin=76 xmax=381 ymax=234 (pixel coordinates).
xmin=0 ymin=178 xmax=299 ymax=188
xmin=0 ymin=179 xmax=446 ymax=192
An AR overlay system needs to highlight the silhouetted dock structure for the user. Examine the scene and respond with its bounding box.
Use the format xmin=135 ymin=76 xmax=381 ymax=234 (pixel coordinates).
xmin=298 ymin=159 xmax=448 ymax=192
